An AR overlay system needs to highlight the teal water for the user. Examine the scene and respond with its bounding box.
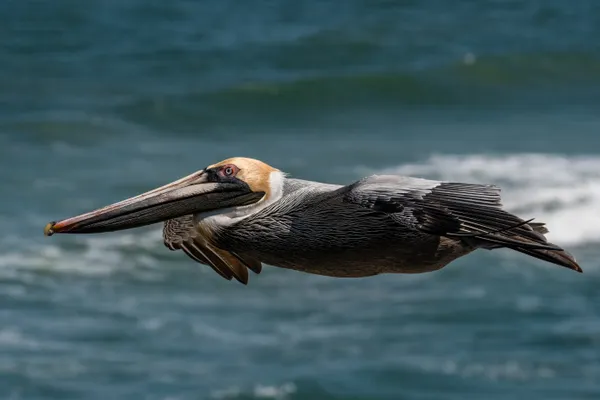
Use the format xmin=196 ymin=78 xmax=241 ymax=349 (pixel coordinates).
xmin=1 ymin=1 xmax=600 ymax=399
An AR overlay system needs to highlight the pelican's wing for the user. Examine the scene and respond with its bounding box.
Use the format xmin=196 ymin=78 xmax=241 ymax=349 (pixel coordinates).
xmin=342 ymin=175 xmax=559 ymax=250
xmin=163 ymin=216 xmax=262 ymax=284
xmin=344 ymin=174 xmax=583 ymax=272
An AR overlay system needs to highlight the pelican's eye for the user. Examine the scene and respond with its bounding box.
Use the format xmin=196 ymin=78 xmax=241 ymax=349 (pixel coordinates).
xmin=218 ymin=164 xmax=239 ymax=178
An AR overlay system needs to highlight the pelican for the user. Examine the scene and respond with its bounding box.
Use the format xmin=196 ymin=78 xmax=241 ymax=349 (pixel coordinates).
xmin=44 ymin=157 xmax=582 ymax=284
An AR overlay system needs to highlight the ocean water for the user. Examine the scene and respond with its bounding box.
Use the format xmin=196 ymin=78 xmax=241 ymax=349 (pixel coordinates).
xmin=1 ymin=0 xmax=600 ymax=399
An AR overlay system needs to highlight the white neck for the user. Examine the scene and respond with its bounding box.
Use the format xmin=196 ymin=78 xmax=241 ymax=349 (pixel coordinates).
xmin=194 ymin=171 xmax=285 ymax=228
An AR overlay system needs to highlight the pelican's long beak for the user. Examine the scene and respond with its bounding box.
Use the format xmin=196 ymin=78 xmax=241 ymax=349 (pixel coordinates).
xmin=44 ymin=170 xmax=264 ymax=236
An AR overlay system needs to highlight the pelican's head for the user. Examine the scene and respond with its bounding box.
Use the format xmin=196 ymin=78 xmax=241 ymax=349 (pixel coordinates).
xmin=44 ymin=157 xmax=283 ymax=236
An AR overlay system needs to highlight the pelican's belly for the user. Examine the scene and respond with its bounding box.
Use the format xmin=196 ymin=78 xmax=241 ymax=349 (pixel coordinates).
xmin=217 ymin=200 xmax=474 ymax=277
xmin=236 ymin=228 xmax=472 ymax=278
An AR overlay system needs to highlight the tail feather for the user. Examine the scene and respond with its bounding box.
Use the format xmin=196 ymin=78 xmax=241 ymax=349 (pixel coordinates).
xmin=414 ymin=182 xmax=581 ymax=272
xmin=511 ymin=246 xmax=582 ymax=273
xmin=470 ymin=220 xmax=582 ymax=272
xmin=516 ymin=221 xmax=581 ymax=272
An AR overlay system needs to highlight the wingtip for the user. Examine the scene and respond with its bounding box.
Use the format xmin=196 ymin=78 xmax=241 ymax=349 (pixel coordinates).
xmin=560 ymin=259 xmax=583 ymax=273
xmin=232 ymin=271 xmax=249 ymax=285
xmin=549 ymin=250 xmax=583 ymax=274
xmin=511 ymin=246 xmax=583 ymax=274
xmin=558 ymin=250 xmax=583 ymax=273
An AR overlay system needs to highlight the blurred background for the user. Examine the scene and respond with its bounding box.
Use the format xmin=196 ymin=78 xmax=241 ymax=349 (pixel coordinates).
xmin=1 ymin=0 xmax=599 ymax=399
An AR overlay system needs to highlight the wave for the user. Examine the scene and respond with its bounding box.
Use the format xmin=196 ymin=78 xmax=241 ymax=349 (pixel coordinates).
xmin=116 ymin=51 xmax=600 ymax=130
xmin=377 ymin=153 xmax=600 ymax=247
xmin=188 ymin=52 xmax=600 ymax=108
xmin=441 ymin=52 xmax=600 ymax=87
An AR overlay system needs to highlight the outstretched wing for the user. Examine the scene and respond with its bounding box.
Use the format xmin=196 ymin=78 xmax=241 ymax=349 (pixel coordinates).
xmin=342 ymin=175 xmax=559 ymax=251
xmin=163 ymin=215 xmax=262 ymax=284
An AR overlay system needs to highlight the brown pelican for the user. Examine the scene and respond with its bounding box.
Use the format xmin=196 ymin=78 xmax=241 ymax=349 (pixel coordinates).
xmin=44 ymin=157 xmax=582 ymax=284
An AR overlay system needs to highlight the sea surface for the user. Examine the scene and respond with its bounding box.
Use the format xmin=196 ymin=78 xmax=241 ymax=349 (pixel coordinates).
xmin=1 ymin=1 xmax=600 ymax=399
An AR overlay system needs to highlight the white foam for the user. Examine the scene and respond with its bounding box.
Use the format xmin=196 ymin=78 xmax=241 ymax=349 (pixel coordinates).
xmin=372 ymin=153 xmax=600 ymax=247
xmin=0 ymin=328 xmax=40 ymax=350
xmin=253 ymin=383 xmax=297 ymax=399
xmin=0 ymin=229 xmax=166 ymax=277
xmin=211 ymin=383 xmax=297 ymax=400
xmin=414 ymin=357 xmax=557 ymax=381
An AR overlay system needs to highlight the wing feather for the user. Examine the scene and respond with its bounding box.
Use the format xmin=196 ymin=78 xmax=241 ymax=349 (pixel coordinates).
xmin=163 ymin=215 xmax=262 ymax=284
xmin=343 ymin=176 xmax=558 ymax=251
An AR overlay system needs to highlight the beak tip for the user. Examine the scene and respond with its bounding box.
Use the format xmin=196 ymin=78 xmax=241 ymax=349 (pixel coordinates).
xmin=44 ymin=221 xmax=56 ymax=237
